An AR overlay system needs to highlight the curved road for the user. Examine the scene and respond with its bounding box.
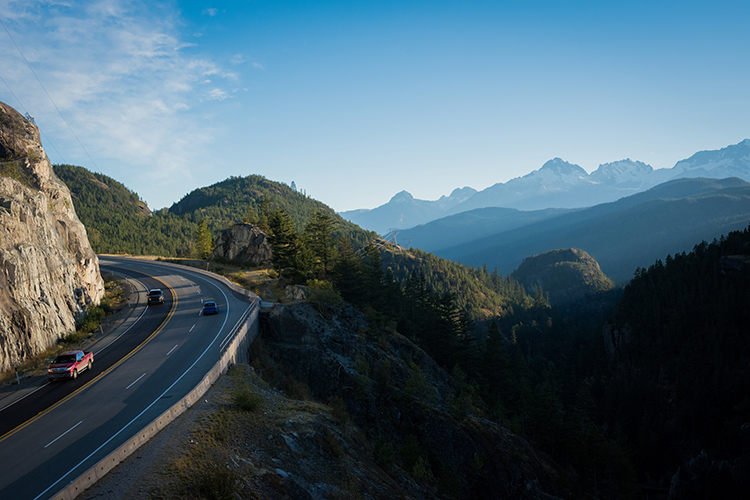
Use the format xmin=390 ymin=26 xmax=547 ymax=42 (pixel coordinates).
xmin=0 ymin=256 xmax=256 ymax=500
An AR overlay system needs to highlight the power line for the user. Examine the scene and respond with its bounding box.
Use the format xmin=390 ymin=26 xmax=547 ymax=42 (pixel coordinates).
xmin=0 ymin=17 xmax=96 ymax=169
xmin=0 ymin=72 xmax=67 ymax=163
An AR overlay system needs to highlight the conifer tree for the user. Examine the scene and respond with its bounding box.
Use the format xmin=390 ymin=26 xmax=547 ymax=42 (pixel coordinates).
xmin=194 ymin=219 xmax=213 ymax=259
xmin=305 ymin=210 xmax=336 ymax=279
xmin=268 ymin=209 xmax=302 ymax=272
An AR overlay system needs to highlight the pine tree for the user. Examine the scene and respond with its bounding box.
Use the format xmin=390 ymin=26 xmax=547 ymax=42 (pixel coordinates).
xmin=268 ymin=208 xmax=301 ymax=272
xmin=305 ymin=210 xmax=336 ymax=279
xmin=194 ymin=219 xmax=213 ymax=259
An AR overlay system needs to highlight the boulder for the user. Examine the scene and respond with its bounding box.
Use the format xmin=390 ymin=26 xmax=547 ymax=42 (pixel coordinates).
xmin=212 ymin=223 xmax=272 ymax=265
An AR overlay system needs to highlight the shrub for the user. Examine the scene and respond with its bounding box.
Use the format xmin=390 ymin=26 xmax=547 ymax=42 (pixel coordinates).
xmin=306 ymin=279 xmax=344 ymax=315
xmin=233 ymin=383 xmax=264 ymax=412
xmin=373 ymin=436 xmax=395 ymax=469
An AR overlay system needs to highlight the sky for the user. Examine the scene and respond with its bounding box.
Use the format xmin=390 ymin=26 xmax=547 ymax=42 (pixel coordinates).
xmin=1 ymin=0 xmax=749 ymax=212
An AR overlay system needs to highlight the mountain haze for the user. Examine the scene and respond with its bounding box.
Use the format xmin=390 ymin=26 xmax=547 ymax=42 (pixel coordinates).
xmin=340 ymin=187 xmax=476 ymax=235
xmin=343 ymin=139 xmax=750 ymax=234
xmin=403 ymin=177 xmax=750 ymax=283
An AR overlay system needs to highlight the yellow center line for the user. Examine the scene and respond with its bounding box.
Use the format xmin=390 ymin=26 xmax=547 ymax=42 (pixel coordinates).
xmin=0 ymin=276 xmax=178 ymax=445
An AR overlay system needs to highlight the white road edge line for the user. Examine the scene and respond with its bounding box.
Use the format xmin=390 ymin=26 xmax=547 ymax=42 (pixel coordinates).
xmin=0 ymin=273 xmax=149 ymax=414
xmin=34 ymin=262 xmax=233 ymax=500
xmin=126 ymin=373 xmax=147 ymax=390
xmin=166 ymin=344 xmax=179 ymax=356
xmin=44 ymin=420 xmax=83 ymax=449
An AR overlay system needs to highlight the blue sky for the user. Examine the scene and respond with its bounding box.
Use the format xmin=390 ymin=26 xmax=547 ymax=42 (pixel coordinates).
xmin=1 ymin=0 xmax=748 ymax=212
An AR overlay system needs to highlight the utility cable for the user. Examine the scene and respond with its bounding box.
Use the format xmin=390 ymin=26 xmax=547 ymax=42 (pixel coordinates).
xmin=0 ymin=17 xmax=96 ymax=169
xmin=0 ymin=71 xmax=67 ymax=163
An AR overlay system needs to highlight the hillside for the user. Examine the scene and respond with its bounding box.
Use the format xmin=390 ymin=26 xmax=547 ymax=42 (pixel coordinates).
xmin=54 ymin=167 xmax=374 ymax=256
xmin=404 ymin=177 xmax=750 ymax=283
xmin=600 ymin=224 xmax=750 ymax=492
xmin=511 ymin=248 xmax=614 ymax=305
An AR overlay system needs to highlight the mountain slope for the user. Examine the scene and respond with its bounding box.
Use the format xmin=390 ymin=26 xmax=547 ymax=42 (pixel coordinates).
xmin=511 ymin=248 xmax=614 ymax=305
xmin=602 ymin=224 xmax=750 ymax=490
xmin=430 ymin=178 xmax=750 ymax=283
xmin=340 ymin=187 xmax=477 ymax=235
xmin=345 ymin=139 xmax=750 ymax=233
xmin=55 ymin=167 xmax=375 ymax=256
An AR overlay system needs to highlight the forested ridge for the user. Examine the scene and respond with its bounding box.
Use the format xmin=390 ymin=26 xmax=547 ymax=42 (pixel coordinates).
xmin=602 ymin=226 xmax=750 ymax=491
xmin=56 ymin=163 xmax=750 ymax=497
xmin=54 ymin=165 xmax=373 ymax=255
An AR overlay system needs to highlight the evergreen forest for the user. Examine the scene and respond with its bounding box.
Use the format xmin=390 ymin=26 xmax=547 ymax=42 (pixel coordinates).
xmin=55 ymin=163 xmax=750 ymax=498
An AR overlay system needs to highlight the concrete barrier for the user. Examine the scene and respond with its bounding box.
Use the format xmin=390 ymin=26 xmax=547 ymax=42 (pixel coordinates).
xmin=51 ymin=271 xmax=260 ymax=500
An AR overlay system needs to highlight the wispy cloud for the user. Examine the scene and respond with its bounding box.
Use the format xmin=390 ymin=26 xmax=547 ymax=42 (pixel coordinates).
xmin=206 ymin=88 xmax=229 ymax=101
xmin=203 ymin=8 xmax=218 ymax=17
xmin=0 ymin=0 xmax=238 ymax=203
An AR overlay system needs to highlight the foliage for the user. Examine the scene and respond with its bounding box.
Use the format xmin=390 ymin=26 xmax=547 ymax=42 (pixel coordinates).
xmin=604 ymin=224 xmax=750 ymax=485
xmin=54 ymin=165 xmax=374 ymax=257
xmin=232 ymin=382 xmax=264 ymax=412
xmin=54 ymin=164 xmax=196 ymax=256
xmin=306 ymin=279 xmax=344 ymax=315
xmin=193 ymin=220 xmax=213 ymax=260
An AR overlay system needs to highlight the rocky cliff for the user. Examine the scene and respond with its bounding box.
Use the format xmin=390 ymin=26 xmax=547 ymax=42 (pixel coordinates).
xmin=258 ymin=302 xmax=569 ymax=499
xmin=0 ymin=101 xmax=104 ymax=373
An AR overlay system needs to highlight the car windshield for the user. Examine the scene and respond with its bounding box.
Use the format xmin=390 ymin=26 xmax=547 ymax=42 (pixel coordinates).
xmin=149 ymin=290 xmax=161 ymax=296
xmin=204 ymin=302 xmax=216 ymax=307
xmin=55 ymin=355 xmax=76 ymax=364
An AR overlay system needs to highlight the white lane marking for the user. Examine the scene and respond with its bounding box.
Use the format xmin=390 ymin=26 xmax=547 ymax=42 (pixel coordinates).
xmin=166 ymin=344 xmax=179 ymax=356
xmin=44 ymin=420 xmax=83 ymax=449
xmin=126 ymin=373 xmax=147 ymax=390
xmin=189 ymin=324 xmax=195 ymax=333
xmin=34 ymin=260 xmax=235 ymax=500
xmin=0 ymin=274 xmax=149 ymax=414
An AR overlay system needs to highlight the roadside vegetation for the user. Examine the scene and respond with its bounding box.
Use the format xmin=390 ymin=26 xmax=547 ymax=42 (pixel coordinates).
xmin=0 ymin=275 xmax=127 ymax=384
xmin=57 ymin=162 xmax=750 ymax=497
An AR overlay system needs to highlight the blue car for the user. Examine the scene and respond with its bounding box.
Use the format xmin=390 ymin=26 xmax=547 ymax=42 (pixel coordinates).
xmin=202 ymin=300 xmax=219 ymax=315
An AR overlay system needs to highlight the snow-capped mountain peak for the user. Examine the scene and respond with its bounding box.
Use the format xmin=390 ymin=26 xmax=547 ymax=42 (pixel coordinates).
xmin=590 ymin=159 xmax=654 ymax=186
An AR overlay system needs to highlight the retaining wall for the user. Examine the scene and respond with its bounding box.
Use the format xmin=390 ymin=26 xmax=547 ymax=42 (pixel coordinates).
xmin=51 ymin=261 xmax=259 ymax=500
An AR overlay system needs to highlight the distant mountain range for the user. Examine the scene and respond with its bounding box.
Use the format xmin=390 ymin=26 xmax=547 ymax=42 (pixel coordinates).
xmin=399 ymin=177 xmax=750 ymax=283
xmin=341 ymin=139 xmax=750 ymax=234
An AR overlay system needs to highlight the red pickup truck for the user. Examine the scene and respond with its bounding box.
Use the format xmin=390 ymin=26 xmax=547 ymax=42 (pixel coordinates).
xmin=48 ymin=350 xmax=93 ymax=382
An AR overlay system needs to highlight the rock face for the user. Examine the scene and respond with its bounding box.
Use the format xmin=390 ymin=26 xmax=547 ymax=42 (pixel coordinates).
xmin=0 ymin=101 xmax=104 ymax=373
xmin=212 ymin=223 xmax=272 ymax=265
xmin=511 ymin=248 xmax=614 ymax=305
xmin=261 ymin=303 xmax=568 ymax=499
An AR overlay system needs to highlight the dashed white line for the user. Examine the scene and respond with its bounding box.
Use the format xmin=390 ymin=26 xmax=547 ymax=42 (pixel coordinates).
xmin=126 ymin=373 xmax=147 ymax=390
xmin=166 ymin=344 xmax=179 ymax=356
xmin=189 ymin=324 xmax=195 ymax=333
xmin=45 ymin=421 xmax=83 ymax=449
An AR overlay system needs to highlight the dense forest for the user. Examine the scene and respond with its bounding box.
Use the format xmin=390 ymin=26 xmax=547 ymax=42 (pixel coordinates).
xmin=53 ymin=165 xmax=373 ymax=256
xmin=56 ymin=163 xmax=750 ymax=498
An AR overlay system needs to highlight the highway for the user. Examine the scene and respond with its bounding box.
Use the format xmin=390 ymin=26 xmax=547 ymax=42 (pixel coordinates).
xmin=0 ymin=256 xmax=256 ymax=500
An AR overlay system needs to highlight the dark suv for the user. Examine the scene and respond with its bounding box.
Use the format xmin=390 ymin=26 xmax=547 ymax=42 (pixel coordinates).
xmin=147 ymin=288 xmax=164 ymax=305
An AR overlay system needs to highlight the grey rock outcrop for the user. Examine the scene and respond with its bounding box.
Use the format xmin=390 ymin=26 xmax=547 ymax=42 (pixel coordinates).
xmin=261 ymin=303 xmax=569 ymax=499
xmin=0 ymin=101 xmax=104 ymax=373
xmin=212 ymin=223 xmax=272 ymax=265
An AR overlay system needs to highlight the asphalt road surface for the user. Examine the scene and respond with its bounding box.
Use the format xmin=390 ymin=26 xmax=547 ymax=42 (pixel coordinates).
xmin=0 ymin=256 xmax=255 ymax=500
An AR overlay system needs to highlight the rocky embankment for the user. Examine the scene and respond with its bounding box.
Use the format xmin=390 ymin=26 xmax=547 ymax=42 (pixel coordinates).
xmin=0 ymin=101 xmax=103 ymax=373
xmin=84 ymin=301 xmax=569 ymax=499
